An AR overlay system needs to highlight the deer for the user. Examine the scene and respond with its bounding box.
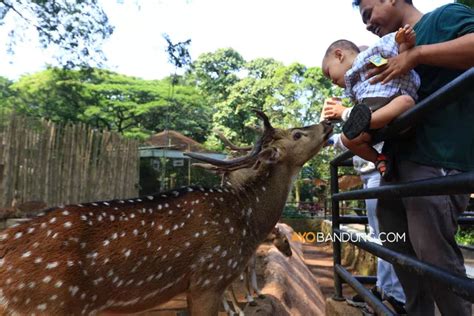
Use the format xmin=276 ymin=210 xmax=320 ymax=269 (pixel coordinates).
xmin=222 ymin=224 xmax=293 ymax=315
xmin=0 ymin=111 xmax=331 ymax=315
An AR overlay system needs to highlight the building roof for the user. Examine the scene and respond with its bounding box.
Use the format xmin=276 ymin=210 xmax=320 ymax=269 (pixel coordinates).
xmin=145 ymin=130 xmax=216 ymax=153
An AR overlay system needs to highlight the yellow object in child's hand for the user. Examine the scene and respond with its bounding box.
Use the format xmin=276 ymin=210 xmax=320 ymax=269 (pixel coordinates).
xmin=369 ymin=54 xmax=388 ymax=67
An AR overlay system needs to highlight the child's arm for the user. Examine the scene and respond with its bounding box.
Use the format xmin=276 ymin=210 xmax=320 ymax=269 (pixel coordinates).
xmin=396 ymin=24 xmax=416 ymax=54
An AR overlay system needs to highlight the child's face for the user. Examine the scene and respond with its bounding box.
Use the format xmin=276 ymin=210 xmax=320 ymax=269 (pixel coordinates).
xmin=322 ymin=50 xmax=352 ymax=88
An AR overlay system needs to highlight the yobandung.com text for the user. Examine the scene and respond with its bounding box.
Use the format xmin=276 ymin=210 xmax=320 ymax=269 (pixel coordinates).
xmin=292 ymin=232 xmax=406 ymax=243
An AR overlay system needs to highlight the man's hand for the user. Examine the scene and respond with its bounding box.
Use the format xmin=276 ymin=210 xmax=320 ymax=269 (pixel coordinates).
xmin=367 ymin=46 xmax=420 ymax=84
xmin=322 ymin=97 xmax=347 ymax=120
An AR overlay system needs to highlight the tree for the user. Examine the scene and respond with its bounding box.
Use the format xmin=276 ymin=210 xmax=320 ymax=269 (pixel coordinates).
xmin=6 ymin=68 xmax=212 ymax=140
xmin=456 ymin=0 xmax=474 ymax=8
xmin=0 ymin=0 xmax=113 ymax=68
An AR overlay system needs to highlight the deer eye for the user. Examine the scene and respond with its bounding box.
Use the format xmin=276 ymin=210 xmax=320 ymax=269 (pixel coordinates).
xmin=293 ymin=132 xmax=303 ymax=140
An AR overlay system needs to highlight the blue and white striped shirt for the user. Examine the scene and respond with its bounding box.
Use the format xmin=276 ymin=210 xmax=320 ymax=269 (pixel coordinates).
xmin=344 ymin=32 xmax=420 ymax=104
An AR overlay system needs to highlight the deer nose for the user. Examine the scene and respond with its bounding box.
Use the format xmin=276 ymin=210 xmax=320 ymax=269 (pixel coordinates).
xmin=321 ymin=120 xmax=334 ymax=135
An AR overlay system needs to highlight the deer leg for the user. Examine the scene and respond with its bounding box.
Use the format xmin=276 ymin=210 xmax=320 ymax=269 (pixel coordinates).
xmin=228 ymin=284 xmax=245 ymax=316
xmin=221 ymin=290 xmax=234 ymax=316
xmin=247 ymin=254 xmax=265 ymax=298
xmin=188 ymin=290 xmax=221 ymax=316
xmin=245 ymin=260 xmax=257 ymax=306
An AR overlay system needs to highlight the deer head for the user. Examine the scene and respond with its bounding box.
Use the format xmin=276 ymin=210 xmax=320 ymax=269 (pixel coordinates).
xmin=0 ymin=111 xmax=331 ymax=316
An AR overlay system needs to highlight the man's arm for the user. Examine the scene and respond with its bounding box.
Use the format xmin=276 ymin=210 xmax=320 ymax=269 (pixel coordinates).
xmin=369 ymin=33 xmax=474 ymax=84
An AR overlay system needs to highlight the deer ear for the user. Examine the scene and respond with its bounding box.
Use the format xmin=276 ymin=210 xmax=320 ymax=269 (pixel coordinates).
xmin=258 ymin=147 xmax=280 ymax=164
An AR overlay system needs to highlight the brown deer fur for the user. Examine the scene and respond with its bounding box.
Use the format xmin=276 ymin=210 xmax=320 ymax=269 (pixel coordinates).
xmin=0 ymin=113 xmax=331 ymax=315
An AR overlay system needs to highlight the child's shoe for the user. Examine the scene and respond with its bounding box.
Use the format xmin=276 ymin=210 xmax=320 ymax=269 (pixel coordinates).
xmin=342 ymin=103 xmax=371 ymax=140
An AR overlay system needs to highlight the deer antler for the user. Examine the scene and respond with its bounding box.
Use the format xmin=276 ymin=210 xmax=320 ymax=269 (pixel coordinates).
xmin=213 ymin=129 xmax=253 ymax=153
xmin=184 ymin=110 xmax=274 ymax=170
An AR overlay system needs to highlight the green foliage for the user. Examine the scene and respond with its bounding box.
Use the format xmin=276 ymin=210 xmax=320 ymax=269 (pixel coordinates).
xmin=6 ymin=68 xmax=212 ymax=140
xmin=0 ymin=0 xmax=113 ymax=68
xmin=456 ymin=0 xmax=474 ymax=8
xmin=456 ymin=226 xmax=474 ymax=246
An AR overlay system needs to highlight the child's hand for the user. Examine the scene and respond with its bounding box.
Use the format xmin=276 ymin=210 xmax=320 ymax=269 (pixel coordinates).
xmin=396 ymin=24 xmax=416 ymax=50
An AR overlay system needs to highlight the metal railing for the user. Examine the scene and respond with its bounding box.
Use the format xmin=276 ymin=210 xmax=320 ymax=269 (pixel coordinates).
xmin=330 ymin=68 xmax=474 ymax=315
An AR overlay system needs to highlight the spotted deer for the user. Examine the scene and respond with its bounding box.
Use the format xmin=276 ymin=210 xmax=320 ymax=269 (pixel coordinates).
xmin=0 ymin=111 xmax=331 ymax=315
xmin=223 ymin=224 xmax=293 ymax=315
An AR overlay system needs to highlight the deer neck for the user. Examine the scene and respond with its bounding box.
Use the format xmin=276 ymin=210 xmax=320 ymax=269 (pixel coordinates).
xmin=231 ymin=162 xmax=299 ymax=243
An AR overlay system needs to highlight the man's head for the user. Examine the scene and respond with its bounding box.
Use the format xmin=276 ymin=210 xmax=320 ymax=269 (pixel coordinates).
xmin=352 ymin=0 xmax=414 ymax=37
xmin=322 ymin=40 xmax=360 ymax=88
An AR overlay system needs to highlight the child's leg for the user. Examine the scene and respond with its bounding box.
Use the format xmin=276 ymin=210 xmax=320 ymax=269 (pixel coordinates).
xmin=370 ymin=95 xmax=415 ymax=129
xmin=341 ymin=132 xmax=378 ymax=163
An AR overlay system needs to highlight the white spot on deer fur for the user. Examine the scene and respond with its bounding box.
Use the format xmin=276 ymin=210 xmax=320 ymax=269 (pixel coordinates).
xmin=219 ymin=197 xmax=224 ymax=202
xmin=224 ymin=218 xmax=230 ymax=224
xmin=112 ymin=233 xmax=118 ymax=240
xmin=110 ymin=215 xmax=115 ymax=221
xmin=46 ymin=262 xmax=59 ymax=269
xmin=37 ymin=303 xmax=47 ymax=311
xmin=164 ymin=229 xmax=170 ymax=235
xmin=172 ymin=224 xmax=178 ymax=230
xmin=41 ymin=222 xmax=47 ymax=228
xmin=194 ymin=232 xmax=200 ymax=238
xmin=147 ymin=196 xmax=154 ymax=200
xmin=34 ymin=257 xmax=43 ymax=264
xmin=22 ymin=251 xmax=31 ymax=258
xmin=165 ymin=203 xmax=169 ymax=208
xmin=202 ymin=230 xmax=208 ymax=235
xmin=62 ymin=210 xmax=70 ymax=215
xmin=124 ymin=249 xmax=131 ymax=258
xmin=158 ymin=224 xmax=163 ymax=230
xmin=175 ymin=251 xmax=181 ymax=257
xmin=229 ymin=227 xmax=234 ymax=234
xmin=64 ymin=221 xmax=72 ymax=228
xmin=214 ymin=245 xmax=221 ymax=252
xmin=55 ymin=281 xmax=63 ymax=288
xmin=67 ymin=260 xmax=74 ymax=266
xmin=80 ymin=242 xmax=86 ymax=249
xmin=92 ymin=203 xmax=98 ymax=206
xmin=173 ymin=191 xmax=179 ymax=196
xmin=43 ymin=276 xmax=52 ymax=283
xmin=221 ymin=250 xmax=228 ymax=257
xmin=103 ymin=240 xmax=110 ymax=247
xmin=50 ymin=294 xmax=57 ymax=301
xmin=28 ymin=281 xmax=36 ymax=288
xmin=14 ymin=232 xmax=23 ymax=239
xmin=49 ymin=217 xmax=56 ymax=224
xmin=133 ymin=229 xmax=138 ymax=236
xmin=69 ymin=286 xmax=79 ymax=296
xmin=247 ymin=208 xmax=253 ymax=216
xmin=0 ymin=233 xmax=7 ymax=241
xmin=27 ymin=227 xmax=35 ymax=234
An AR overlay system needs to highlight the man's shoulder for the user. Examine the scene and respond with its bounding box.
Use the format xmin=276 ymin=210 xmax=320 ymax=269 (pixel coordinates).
xmin=422 ymin=3 xmax=472 ymax=23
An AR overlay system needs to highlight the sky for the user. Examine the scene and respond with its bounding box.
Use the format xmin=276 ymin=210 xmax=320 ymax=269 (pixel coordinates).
xmin=0 ymin=0 xmax=454 ymax=81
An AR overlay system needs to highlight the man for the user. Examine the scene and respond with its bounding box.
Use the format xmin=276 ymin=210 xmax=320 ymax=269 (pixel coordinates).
xmin=324 ymin=1 xmax=474 ymax=315
xmin=328 ymin=133 xmax=406 ymax=313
